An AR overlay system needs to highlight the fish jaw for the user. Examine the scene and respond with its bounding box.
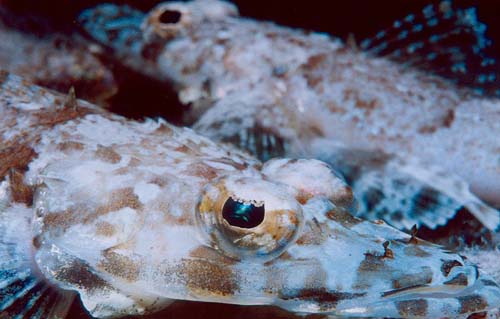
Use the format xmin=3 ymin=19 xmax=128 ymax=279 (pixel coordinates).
xmin=266 ymin=199 xmax=500 ymax=318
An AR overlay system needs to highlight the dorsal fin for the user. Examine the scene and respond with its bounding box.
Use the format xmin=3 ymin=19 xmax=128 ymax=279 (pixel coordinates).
xmin=360 ymin=1 xmax=500 ymax=97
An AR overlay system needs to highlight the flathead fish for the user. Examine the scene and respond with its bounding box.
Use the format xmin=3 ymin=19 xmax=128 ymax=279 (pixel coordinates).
xmin=1 ymin=72 xmax=499 ymax=318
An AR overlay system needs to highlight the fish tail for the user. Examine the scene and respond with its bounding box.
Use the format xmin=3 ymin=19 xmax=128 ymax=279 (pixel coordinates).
xmin=78 ymin=4 xmax=145 ymax=55
xmin=361 ymin=1 xmax=500 ymax=97
xmin=0 ymin=204 xmax=75 ymax=319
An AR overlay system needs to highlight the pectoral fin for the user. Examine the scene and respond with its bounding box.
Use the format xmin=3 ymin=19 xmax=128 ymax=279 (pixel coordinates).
xmin=309 ymin=140 xmax=499 ymax=235
xmin=0 ymin=204 xmax=75 ymax=319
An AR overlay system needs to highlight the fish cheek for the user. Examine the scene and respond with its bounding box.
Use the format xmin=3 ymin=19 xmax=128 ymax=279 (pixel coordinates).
xmin=97 ymin=250 xmax=142 ymax=282
xmin=182 ymin=258 xmax=239 ymax=297
xmin=34 ymin=245 xmax=128 ymax=316
xmin=51 ymin=258 xmax=112 ymax=294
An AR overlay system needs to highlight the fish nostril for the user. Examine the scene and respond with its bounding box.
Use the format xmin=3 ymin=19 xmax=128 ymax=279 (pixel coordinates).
xmin=159 ymin=10 xmax=182 ymax=24
xmin=443 ymin=265 xmax=478 ymax=288
xmin=441 ymin=259 xmax=463 ymax=276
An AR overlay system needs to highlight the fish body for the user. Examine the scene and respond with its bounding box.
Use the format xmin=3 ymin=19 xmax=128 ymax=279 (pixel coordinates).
xmin=79 ymin=0 xmax=500 ymax=232
xmin=1 ymin=72 xmax=500 ymax=318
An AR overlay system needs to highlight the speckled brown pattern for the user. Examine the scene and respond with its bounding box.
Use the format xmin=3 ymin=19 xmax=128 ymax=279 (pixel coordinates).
xmin=2 ymin=71 xmax=500 ymax=318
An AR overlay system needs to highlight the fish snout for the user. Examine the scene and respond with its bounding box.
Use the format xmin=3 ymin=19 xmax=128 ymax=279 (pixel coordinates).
xmin=442 ymin=263 xmax=478 ymax=288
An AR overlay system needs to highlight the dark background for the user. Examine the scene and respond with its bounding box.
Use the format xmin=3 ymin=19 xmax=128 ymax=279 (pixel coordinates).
xmin=2 ymin=0 xmax=500 ymax=49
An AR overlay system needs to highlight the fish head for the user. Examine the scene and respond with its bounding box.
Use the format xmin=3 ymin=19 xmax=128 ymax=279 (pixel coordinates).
xmin=33 ymin=152 xmax=500 ymax=318
xmin=78 ymin=0 xmax=238 ymax=60
xmin=194 ymin=159 xmax=500 ymax=318
xmin=79 ymin=0 xmax=321 ymax=159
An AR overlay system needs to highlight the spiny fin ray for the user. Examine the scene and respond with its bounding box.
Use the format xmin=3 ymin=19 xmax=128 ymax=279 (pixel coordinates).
xmin=361 ymin=1 xmax=500 ymax=97
xmin=310 ymin=141 xmax=500 ymax=238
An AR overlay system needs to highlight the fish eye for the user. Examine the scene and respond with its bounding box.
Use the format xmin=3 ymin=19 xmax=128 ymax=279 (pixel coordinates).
xmin=145 ymin=4 xmax=189 ymax=40
xmin=222 ymin=197 xmax=264 ymax=228
xmin=158 ymin=10 xmax=181 ymax=24
xmin=197 ymin=176 xmax=303 ymax=260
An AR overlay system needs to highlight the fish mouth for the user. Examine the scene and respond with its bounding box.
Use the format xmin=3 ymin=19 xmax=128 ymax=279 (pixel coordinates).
xmin=333 ymin=266 xmax=500 ymax=318
xmin=383 ymin=263 xmax=480 ymax=298
xmin=272 ymin=265 xmax=486 ymax=314
xmin=236 ymin=252 xmax=497 ymax=318
xmin=274 ymin=288 xmax=367 ymax=314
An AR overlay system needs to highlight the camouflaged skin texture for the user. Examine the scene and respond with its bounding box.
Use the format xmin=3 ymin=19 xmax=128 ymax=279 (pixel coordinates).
xmin=78 ymin=1 xmax=500 ymax=235
xmin=1 ymin=72 xmax=500 ymax=318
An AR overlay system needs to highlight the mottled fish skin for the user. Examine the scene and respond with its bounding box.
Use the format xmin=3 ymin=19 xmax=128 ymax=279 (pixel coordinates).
xmin=1 ymin=72 xmax=500 ymax=318
xmin=0 ymin=20 xmax=117 ymax=105
xmin=78 ymin=1 xmax=500 ymax=234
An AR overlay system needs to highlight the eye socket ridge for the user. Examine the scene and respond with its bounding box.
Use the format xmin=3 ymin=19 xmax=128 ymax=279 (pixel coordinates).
xmin=222 ymin=196 xmax=265 ymax=229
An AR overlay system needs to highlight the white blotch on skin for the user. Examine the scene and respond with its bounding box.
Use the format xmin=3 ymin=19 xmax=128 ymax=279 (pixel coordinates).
xmin=134 ymin=182 xmax=161 ymax=203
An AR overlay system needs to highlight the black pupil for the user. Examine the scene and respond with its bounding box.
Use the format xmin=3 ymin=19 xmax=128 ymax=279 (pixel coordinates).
xmin=222 ymin=197 xmax=265 ymax=228
xmin=159 ymin=10 xmax=182 ymax=24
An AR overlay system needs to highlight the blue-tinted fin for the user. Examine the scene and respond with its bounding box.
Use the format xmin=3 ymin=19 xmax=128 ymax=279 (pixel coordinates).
xmin=361 ymin=1 xmax=500 ymax=98
xmin=309 ymin=142 xmax=500 ymax=244
xmin=0 ymin=205 xmax=75 ymax=319
xmin=78 ymin=4 xmax=145 ymax=56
